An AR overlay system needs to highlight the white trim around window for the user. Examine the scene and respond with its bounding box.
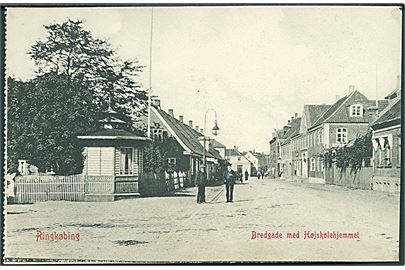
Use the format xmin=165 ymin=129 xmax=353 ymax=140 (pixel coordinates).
xmin=119 ymin=147 xmax=134 ymax=175
xmin=336 ymin=128 xmax=348 ymax=144
xmin=350 ymin=104 xmax=363 ymax=117
xmin=310 ymin=158 xmax=316 ymax=172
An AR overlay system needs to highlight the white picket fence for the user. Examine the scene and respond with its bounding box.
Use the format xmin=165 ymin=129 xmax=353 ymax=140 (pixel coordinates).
xmin=165 ymin=172 xmax=185 ymax=190
xmin=14 ymin=174 xmax=85 ymax=203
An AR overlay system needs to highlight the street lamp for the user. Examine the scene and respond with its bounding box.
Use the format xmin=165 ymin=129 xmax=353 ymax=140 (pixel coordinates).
xmin=202 ymin=109 xmax=220 ymax=178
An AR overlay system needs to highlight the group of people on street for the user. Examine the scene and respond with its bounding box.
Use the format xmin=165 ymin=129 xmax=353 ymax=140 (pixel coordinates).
xmin=257 ymin=169 xmax=266 ymax=179
xmin=195 ymin=165 xmax=236 ymax=204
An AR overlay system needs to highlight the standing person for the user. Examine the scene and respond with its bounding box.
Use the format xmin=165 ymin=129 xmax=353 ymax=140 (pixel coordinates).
xmin=244 ymin=169 xmax=249 ymax=182
xmin=257 ymin=171 xmax=261 ymax=179
xmin=196 ymin=166 xmax=207 ymax=204
xmin=224 ymin=166 xmax=235 ymax=203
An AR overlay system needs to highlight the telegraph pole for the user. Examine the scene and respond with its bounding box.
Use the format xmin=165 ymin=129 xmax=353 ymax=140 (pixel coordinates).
xmin=147 ymin=8 xmax=154 ymax=138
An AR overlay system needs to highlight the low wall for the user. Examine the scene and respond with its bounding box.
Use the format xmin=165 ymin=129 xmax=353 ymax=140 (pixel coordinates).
xmin=372 ymin=176 xmax=400 ymax=193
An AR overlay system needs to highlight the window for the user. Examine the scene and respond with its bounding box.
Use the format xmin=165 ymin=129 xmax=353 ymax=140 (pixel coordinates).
xmin=384 ymin=138 xmax=391 ymax=167
xmin=310 ymin=158 xmax=315 ymax=171
xmin=120 ymin=147 xmax=133 ymax=175
xmin=320 ymin=130 xmax=323 ymax=143
xmin=168 ymin=157 xmax=176 ymax=164
xmin=310 ymin=133 xmax=313 ymax=147
xmin=377 ymin=144 xmax=383 ymax=166
xmin=314 ymin=157 xmax=318 ymax=171
xmin=350 ymin=104 xmax=363 ymax=117
xmin=312 ymin=133 xmax=315 ymax=146
xmin=336 ymin=128 xmax=347 ymax=143
xmin=320 ymin=158 xmax=324 ymax=171
xmin=152 ymin=128 xmax=163 ymax=142
xmin=385 ymin=147 xmax=391 ymax=166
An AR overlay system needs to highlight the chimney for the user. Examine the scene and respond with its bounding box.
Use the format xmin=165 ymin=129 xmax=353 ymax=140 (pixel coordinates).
xmin=287 ymin=120 xmax=291 ymax=125
xmin=195 ymin=125 xmax=199 ymax=131
xmin=349 ymin=85 xmax=355 ymax=94
xmin=152 ymin=98 xmax=161 ymax=108
xmin=179 ymin=115 xmax=184 ymax=123
xmin=397 ymin=75 xmax=401 ymax=90
xmin=200 ymin=128 xmax=204 ymax=134
xmin=366 ymin=106 xmax=379 ymax=123
xmin=234 ymin=145 xmax=237 ymax=150
xmin=294 ymin=113 xmax=298 ymax=119
xmin=290 ymin=116 xmax=294 ymax=123
xmin=168 ymin=109 xmax=174 ymax=117
xmin=189 ymin=120 xmax=193 ymax=128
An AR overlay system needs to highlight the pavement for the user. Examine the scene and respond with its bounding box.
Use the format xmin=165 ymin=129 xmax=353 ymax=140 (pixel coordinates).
xmin=4 ymin=177 xmax=401 ymax=263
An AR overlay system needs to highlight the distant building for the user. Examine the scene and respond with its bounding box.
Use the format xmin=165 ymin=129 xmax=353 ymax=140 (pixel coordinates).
xmin=225 ymin=146 xmax=252 ymax=177
xmin=306 ymin=88 xmax=388 ymax=183
xmin=210 ymin=139 xmax=226 ymax=159
xmin=279 ymin=115 xmax=301 ymax=179
xmin=371 ymin=88 xmax=401 ymax=193
xmin=269 ymin=129 xmax=285 ymax=178
xmin=291 ymin=104 xmax=330 ymax=180
xmin=136 ymin=103 xmax=225 ymax=186
xmin=244 ymin=151 xmax=259 ymax=175
xmin=271 ymin=86 xmax=390 ymax=185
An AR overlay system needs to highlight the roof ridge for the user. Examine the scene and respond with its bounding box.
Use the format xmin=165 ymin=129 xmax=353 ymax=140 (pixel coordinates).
xmin=157 ymin=107 xmax=223 ymax=160
xmin=310 ymin=91 xmax=355 ymax=129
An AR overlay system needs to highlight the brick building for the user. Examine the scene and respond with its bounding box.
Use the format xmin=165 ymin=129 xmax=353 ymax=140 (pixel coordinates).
xmin=371 ymin=88 xmax=401 ymax=192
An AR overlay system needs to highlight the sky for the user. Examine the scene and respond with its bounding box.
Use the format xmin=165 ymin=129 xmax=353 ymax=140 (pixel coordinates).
xmin=5 ymin=6 xmax=402 ymax=153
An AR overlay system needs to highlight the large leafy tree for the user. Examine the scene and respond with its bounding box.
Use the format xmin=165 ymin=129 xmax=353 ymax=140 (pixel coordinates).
xmin=7 ymin=19 xmax=147 ymax=175
xmin=7 ymin=73 xmax=98 ymax=175
xmin=29 ymin=19 xmax=147 ymax=117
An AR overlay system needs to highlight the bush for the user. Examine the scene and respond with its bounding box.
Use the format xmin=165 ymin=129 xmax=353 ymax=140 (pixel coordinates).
xmin=139 ymin=172 xmax=167 ymax=197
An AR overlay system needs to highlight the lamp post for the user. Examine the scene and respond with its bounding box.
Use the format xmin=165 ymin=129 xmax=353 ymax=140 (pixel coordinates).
xmin=202 ymin=108 xmax=220 ymax=179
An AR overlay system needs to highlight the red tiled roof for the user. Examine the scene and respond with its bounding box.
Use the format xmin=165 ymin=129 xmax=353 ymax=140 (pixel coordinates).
xmin=309 ymin=90 xmax=386 ymax=129
xmin=156 ymin=108 xmax=223 ymax=160
xmin=372 ymin=99 xmax=401 ymax=130
xmin=310 ymin=95 xmax=349 ymax=128
xmin=306 ymin=104 xmax=331 ymax=127
xmin=281 ymin=117 xmax=302 ymax=145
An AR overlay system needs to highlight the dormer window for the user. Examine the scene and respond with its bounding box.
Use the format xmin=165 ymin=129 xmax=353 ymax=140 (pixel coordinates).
xmin=350 ymin=104 xmax=363 ymax=117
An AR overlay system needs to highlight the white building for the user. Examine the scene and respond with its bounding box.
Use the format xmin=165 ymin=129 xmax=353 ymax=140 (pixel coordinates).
xmin=225 ymin=146 xmax=252 ymax=176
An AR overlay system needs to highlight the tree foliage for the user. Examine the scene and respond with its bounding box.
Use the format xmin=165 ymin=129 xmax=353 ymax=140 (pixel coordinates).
xmin=143 ymin=142 xmax=165 ymax=174
xmin=7 ymin=74 xmax=98 ymax=175
xmin=323 ymin=131 xmax=373 ymax=171
xmin=7 ymin=18 xmax=147 ymax=174
xmin=29 ymin=19 xmax=147 ymax=118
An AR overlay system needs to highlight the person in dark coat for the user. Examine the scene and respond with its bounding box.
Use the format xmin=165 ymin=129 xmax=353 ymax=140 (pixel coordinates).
xmin=196 ymin=166 xmax=207 ymax=204
xmin=224 ymin=166 xmax=235 ymax=203
xmin=244 ymin=170 xmax=249 ymax=182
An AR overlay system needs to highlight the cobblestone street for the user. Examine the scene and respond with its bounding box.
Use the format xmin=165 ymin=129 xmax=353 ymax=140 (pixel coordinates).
xmin=5 ymin=178 xmax=400 ymax=263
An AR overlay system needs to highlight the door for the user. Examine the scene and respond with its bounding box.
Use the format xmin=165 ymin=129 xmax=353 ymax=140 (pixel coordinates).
xmin=301 ymin=151 xmax=308 ymax=178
